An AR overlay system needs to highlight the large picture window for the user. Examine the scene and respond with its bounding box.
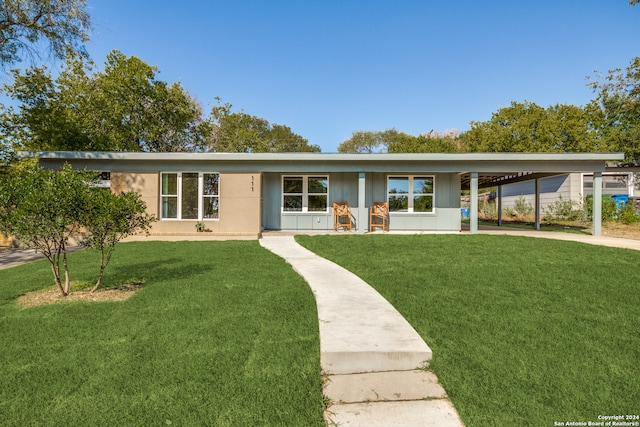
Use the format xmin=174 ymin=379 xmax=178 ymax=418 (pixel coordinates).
xmin=283 ymin=175 xmax=328 ymax=212
xmin=161 ymin=172 xmax=219 ymax=220
xmin=388 ymin=176 xmax=434 ymax=213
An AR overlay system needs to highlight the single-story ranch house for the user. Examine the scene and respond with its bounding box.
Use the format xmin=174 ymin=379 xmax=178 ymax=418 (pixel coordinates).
xmin=32 ymin=151 xmax=624 ymax=238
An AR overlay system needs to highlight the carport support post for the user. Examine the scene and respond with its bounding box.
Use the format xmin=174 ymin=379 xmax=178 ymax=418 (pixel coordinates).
xmin=593 ymin=172 xmax=602 ymax=236
xmin=358 ymin=172 xmax=366 ymax=234
xmin=535 ymin=178 xmax=541 ymax=230
xmin=470 ymin=172 xmax=479 ymax=234
xmin=497 ymin=185 xmax=503 ymax=227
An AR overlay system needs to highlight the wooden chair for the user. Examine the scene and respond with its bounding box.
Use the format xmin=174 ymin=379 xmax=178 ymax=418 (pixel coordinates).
xmin=333 ymin=202 xmax=353 ymax=231
xmin=369 ymin=201 xmax=389 ymax=232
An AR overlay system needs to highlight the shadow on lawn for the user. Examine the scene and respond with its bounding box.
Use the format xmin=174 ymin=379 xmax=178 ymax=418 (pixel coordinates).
xmin=107 ymin=258 xmax=216 ymax=285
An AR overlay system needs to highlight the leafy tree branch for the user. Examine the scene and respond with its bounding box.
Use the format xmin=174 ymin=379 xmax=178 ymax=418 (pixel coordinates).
xmin=0 ymin=0 xmax=90 ymax=67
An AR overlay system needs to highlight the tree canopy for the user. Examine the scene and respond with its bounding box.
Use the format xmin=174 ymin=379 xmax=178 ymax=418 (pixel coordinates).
xmin=0 ymin=0 xmax=90 ymax=67
xmin=338 ymin=128 xmax=459 ymax=153
xmin=458 ymin=101 xmax=604 ymax=153
xmin=206 ymin=98 xmax=319 ymax=152
xmin=0 ymin=50 xmax=208 ymax=152
xmin=1 ymin=52 xmax=318 ymax=154
xmin=587 ymin=56 xmax=640 ymax=162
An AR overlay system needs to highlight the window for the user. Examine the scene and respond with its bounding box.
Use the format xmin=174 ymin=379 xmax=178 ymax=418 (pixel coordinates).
xmin=161 ymin=172 xmax=219 ymax=220
xmin=283 ymin=176 xmax=328 ymax=212
xmin=95 ymin=171 xmax=111 ymax=189
xmin=388 ymin=176 xmax=434 ymax=213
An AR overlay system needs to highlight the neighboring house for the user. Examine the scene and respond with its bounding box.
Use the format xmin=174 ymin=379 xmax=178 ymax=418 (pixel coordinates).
xmin=499 ymin=169 xmax=639 ymax=212
xmin=33 ymin=151 xmax=623 ymax=237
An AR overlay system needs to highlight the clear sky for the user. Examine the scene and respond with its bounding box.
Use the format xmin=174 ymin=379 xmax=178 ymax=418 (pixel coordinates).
xmin=68 ymin=1 xmax=640 ymax=151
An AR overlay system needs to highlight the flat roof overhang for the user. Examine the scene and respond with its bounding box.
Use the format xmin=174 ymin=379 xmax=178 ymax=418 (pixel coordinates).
xmin=27 ymin=152 xmax=624 ymax=180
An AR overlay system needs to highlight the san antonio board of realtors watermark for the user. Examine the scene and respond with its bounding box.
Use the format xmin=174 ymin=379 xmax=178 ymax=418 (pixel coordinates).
xmin=554 ymin=415 xmax=639 ymax=426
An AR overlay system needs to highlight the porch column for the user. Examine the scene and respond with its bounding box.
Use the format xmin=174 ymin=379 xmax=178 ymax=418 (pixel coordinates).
xmin=358 ymin=172 xmax=366 ymax=234
xmin=470 ymin=172 xmax=479 ymax=234
xmin=534 ymin=178 xmax=541 ymax=230
xmin=593 ymin=172 xmax=602 ymax=236
xmin=497 ymin=185 xmax=503 ymax=227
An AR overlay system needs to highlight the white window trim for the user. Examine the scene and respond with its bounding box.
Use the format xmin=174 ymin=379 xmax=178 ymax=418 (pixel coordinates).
xmin=160 ymin=172 xmax=220 ymax=221
xmin=387 ymin=175 xmax=435 ymax=214
xmin=94 ymin=171 xmax=111 ymax=189
xmin=282 ymin=175 xmax=330 ymax=213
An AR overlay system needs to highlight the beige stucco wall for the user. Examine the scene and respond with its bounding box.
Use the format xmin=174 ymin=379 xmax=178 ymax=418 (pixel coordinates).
xmin=111 ymin=171 xmax=261 ymax=238
xmin=111 ymin=171 xmax=158 ymax=217
xmin=218 ymin=173 xmax=261 ymax=234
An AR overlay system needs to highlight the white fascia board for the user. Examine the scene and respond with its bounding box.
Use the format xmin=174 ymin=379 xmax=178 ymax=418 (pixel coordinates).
xmin=24 ymin=151 xmax=625 ymax=162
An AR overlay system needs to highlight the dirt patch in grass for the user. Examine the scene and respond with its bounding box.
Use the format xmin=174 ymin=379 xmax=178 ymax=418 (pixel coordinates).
xmin=602 ymin=222 xmax=640 ymax=240
xmin=480 ymin=216 xmax=640 ymax=240
xmin=17 ymin=283 xmax=143 ymax=308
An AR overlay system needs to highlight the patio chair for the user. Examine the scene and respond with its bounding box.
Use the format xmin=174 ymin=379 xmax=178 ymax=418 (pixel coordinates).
xmin=333 ymin=202 xmax=353 ymax=231
xmin=369 ymin=201 xmax=389 ymax=232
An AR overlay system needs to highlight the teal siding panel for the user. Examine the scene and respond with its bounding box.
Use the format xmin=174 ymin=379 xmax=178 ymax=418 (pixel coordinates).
xmin=263 ymin=171 xmax=461 ymax=232
xmin=262 ymin=172 xmax=281 ymax=230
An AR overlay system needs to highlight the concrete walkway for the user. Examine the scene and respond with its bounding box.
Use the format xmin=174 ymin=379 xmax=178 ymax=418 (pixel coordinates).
xmin=259 ymin=236 xmax=465 ymax=427
xmin=0 ymin=248 xmax=46 ymax=270
xmin=0 ymin=246 xmax=82 ymax=270
xmin=466 ymin=227 xmax=640 ymax=251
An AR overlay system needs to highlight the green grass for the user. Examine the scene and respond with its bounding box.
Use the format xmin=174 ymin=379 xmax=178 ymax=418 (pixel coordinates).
xmin=0 ymin=241 xmax=324 ymax=426
xmin=296 ymin=234 xmax=640 ymax=427
xmin=462 ymin=219 xmax=592 ymax=234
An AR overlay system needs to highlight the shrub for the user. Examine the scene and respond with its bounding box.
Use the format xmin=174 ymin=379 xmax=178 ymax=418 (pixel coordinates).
xmin=513 ymin=195 xmax=534 ymax=217
xmin=584 ymin=195 xmax=619 ymax=221
xmin=544 ymin=196 xmax=585 ymax=222
xmin=503 ymin=206 xmax=516 ymax=218
xmin=619 ymin=202 xmax=640 ymax=224
xmin=479 ymin=200 xmax=497 ymax=219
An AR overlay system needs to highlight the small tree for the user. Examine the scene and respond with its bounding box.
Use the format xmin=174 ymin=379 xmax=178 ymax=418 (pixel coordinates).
xmin=81 ymin=189 xmax=156 ymax=292
xmin=0 ymin=161 xmax=93 ymax=295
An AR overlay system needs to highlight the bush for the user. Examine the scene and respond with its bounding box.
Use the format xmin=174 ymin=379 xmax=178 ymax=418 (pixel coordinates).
xmin=584 ymin=195 xmax=619 ymax=221
xmin=544 ymin=196 xmax=585 ymax=222
xmin=479 ymin=200 xmax=497 ymax=219
xmin=503 ymin=206 xmax=516 ymax=218
xmin=620 ymin=202 xmax=640 ymax=224
xmin=513 ymin=195 xmax=534 ymax=217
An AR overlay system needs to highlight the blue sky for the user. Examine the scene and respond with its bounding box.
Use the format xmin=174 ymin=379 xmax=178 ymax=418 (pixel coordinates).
xmin=63 ymin=1 xmax=640 ymax=151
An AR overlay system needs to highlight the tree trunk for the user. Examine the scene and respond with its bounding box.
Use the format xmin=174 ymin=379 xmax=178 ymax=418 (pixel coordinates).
xmin=90 ymin=264 xmax=105 ymax=293
xmin=91 ymin=246 xmax=114 ymax=293
xmin=62 ymin=242 xmax=70 ymax=295
xmin=46 ymin=244 xmax=68 ymax=296
xmin=49 ymin=258 xmax=66 ymax=296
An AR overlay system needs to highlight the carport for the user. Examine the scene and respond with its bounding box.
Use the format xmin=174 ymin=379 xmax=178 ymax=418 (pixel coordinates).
xmin=459 ymin=152 xmax=626 ymax=236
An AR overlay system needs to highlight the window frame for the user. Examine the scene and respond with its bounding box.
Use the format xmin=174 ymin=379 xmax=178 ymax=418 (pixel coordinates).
xmin=282 ymin=175 xmax=329 ymax=213
xmin=160 ymin=172 xmax=220 ymax=221
xmin=387 ymin=175 xmax=435 ymax=213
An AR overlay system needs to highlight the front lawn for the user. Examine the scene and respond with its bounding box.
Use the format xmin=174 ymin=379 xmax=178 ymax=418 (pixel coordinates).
xmin=0 ymin=241 xmax=324 ymax=426
xmin=297 ymin=234 xmax=640 ymax=427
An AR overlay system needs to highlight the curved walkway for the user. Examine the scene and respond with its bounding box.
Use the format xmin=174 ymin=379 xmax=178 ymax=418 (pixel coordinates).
xmin=261 ymin=231 xmax=640 ymax=426
xmin=259 ymin=235 xmax=465 ymax=427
